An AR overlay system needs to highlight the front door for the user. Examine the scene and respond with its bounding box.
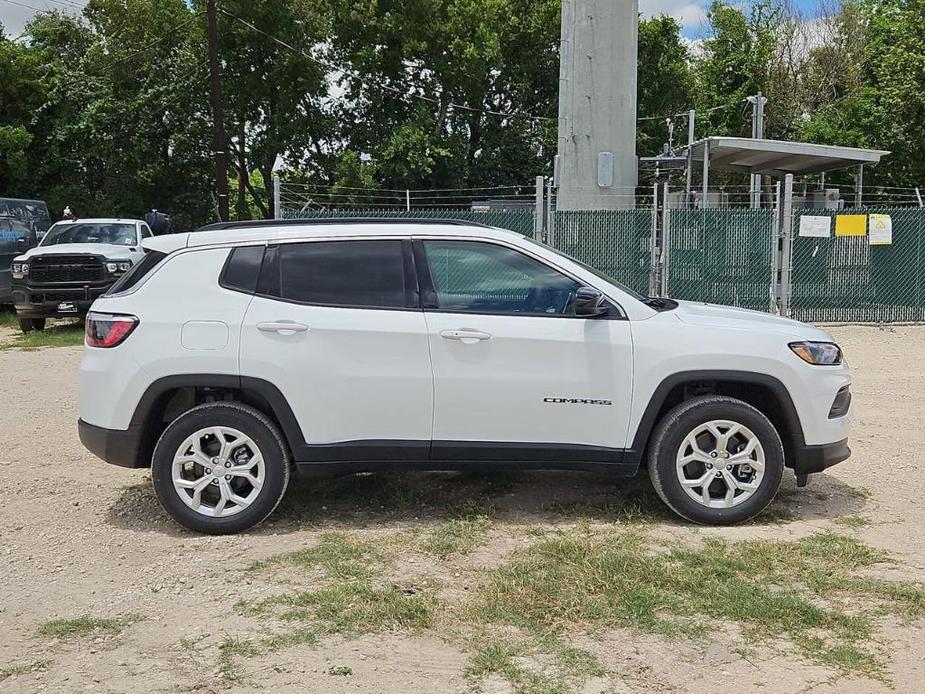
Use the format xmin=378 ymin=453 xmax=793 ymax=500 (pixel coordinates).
xmin=415 ymin=238 xmax=634 ymax=460
xmin=239 ymin=238 xmax=433 ymax=460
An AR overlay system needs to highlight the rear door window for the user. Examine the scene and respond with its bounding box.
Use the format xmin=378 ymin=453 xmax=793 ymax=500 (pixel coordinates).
xmin=261 ymin=240 xmax=412 ymax=309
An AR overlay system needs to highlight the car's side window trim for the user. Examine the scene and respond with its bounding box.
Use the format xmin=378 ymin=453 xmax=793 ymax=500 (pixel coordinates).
xmin=253 ymin=238 xmax=422 ymax=312
xmin=412 ymin=238 xmax=626 ymax=320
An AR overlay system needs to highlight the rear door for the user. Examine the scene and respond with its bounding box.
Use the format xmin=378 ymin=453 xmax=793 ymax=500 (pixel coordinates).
xmin=416 ymin=237 xmax=634 ymax=459
xmin=239 ymin=238 xmax=433 ymax=460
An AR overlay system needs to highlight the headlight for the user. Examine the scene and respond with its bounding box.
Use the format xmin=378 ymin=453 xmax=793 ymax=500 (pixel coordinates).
xmin=12 ymin=262 xmax=29 ymax=279
xmin=105 ymin=260 xmax=132 ymax=275
xmin=789 ymin=341 xmax=843 ymax=365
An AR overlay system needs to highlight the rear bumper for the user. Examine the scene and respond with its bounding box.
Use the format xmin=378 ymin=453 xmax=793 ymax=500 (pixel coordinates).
xmin=791 ymin=438 xmax=851 ymax=477
xmin=78 ymin=418 xmax=145 ymax=468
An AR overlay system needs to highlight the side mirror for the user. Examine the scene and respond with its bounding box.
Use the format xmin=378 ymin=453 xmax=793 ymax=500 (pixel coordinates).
xmin=574 ymin=286 xmax=608 ymax=317
xmin=15 ymin=237 xmax=30 ymax=253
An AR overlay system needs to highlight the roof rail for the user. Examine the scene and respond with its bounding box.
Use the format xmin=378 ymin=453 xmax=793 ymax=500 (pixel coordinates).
xmin=195 ymin=217 xmax=494 ymax=232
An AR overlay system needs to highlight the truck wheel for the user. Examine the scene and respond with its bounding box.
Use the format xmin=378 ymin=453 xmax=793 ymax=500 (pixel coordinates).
xmin=151 ymin=402 xmax=290 ymax=534
xmin=647 ymin=395 xmax=784 ymax=525
xmin=18 ymin=317 xmax=45 ymax=332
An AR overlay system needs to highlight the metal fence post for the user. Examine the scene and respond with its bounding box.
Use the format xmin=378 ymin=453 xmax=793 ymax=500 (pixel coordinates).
xmin=779 ymin=174 xmax=795 ymax=318
xmin=534 ymin=175 xmax=544 ymax=241
xmin=660 ymin=180 xmax=670 ymax=297
xmin=649 ymin=184 xmax=659 ymax=297
xmin=273 ymin=175 xmax=282 ymax=219
xmin=770 ymin=180 xmax=781 ymax=313
xmin=545 ymin=178 xmax=555 ymax=246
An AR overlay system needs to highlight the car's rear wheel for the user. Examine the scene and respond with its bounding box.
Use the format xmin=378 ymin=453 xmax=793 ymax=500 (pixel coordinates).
xmin=18 ymin=317 xmax=45 ymax=332
xmin=647 ymin=395 xmax=784 ymax=525
xmin=151 ymin=402 xmax=290 ymax=534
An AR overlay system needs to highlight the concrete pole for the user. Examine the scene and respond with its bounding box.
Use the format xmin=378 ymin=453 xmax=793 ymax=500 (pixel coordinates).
xmin=556 ymin=0 xmax=638 ymax=210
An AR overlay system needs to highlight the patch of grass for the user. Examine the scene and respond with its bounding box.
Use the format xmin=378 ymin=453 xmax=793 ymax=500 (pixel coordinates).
xmin=328 ymin=665 xmax=353 ymax=676
xmin=421 ymin=515 xmax=493 ymax=559
xmin=38 ymin=614 xmax=136 ymax=639
xmin=464 ymin=632 xmax=604 ymax=694
xmin=217 ymin=636 xmax=258 ymax=682
xmin=262 ymin=627 xmax=318 ymax=652
xmin=835 ymin=514 xmax=871 ymax=529
xmin=466 ymin=530 xmax=923 ymax=680
xmin=254 ymin=581 xmax=435 ymax=635
xmin=0 ymin=659 xmax=51 ymax=681
xmin=0 ymin=321 xmax=84 ymax=351
xmin=278 ymin=470 xmax=516 ymax=525
xmin=250 ymin=531 xmax=387 ymax=579
xmin=847 ymin=486 xmax=873 ymax=499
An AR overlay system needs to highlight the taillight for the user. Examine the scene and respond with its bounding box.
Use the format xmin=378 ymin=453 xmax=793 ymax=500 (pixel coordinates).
xmin=86 ymin=312 xmax=138 ymax=348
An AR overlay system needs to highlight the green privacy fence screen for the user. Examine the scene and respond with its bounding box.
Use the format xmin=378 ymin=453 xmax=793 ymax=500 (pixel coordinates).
xmin=668 ymin=209 xmax=775 ymax=311
xmin=552 ymin=209 xmax=653 ymax=295
xmin=789 ymin=208 xmax=925 ymax=323
xmin=278 ymin=203 xmax=925 ymax=323
xmin=281 ymin=207 xmax=536 ymax=237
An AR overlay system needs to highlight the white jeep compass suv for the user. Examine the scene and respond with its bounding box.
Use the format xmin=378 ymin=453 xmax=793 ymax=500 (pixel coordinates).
xmin=78 ymin=219 xmax=852 ymax=534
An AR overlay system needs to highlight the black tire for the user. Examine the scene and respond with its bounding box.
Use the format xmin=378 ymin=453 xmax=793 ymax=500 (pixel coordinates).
xmin=18 ymin=316 xmax=45 ymax=332
xmin=647 ymin=395 xmax=784 ymax=525
xmin=151 ymin=402 xmax=290 ymax=534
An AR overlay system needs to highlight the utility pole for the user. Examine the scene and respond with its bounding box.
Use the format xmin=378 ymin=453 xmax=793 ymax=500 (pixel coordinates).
xmin=747 ymin=92 xmax=768 ymax=209
xmin=206 ymin=0 xmax=230 ymax=222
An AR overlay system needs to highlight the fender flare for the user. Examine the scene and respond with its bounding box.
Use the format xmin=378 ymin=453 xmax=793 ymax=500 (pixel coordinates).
xmin=625 ymin=370 xmax=806 ymax=465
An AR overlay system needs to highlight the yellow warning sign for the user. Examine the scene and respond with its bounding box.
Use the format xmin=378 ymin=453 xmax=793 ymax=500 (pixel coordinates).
xmin=868 ymin=214 xmax=892 ymax=245
xmin=835 ymin=214 xmax=867 ymax=237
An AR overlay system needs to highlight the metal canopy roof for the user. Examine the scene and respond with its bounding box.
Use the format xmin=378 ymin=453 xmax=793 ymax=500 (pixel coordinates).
xmin=688 ymin=137 xmax=889 ymax=176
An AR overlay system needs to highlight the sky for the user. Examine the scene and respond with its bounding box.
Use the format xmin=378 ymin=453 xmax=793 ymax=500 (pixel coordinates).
xmin=1 ymin=0 xmax=825 ymax=39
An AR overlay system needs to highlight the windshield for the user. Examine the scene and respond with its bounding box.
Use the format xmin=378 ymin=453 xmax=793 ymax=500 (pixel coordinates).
xmin=521 ymin=236 xmax=648 ymax=301
xmin=41 ymin=222 xmax=138 ymax=247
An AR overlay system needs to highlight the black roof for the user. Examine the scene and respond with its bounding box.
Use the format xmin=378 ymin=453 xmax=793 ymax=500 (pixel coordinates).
xmin=195 ymin=217 xmax=493 ymax=233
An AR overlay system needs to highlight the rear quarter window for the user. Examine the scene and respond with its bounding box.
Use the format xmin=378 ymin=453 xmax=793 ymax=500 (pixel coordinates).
xmin=220 ymin=245 xmax=266 ymax=294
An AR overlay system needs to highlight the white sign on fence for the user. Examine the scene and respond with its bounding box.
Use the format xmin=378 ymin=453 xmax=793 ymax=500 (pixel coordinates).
xmin=869 ymin=214 xmax=893 ymax=245
xmin=799 ymin=215 xmax=831 ymax=238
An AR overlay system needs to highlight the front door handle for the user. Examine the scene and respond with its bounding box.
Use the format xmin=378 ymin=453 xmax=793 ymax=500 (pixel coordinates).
xmin=257 ymin=321 xmax=309 ymax=336
xmin=440 ymin=329 xmax=492 ymax=344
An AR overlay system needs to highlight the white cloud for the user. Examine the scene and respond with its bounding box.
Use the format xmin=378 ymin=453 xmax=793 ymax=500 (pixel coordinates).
xmin=639 ymin=0 xmax=709 ymax=32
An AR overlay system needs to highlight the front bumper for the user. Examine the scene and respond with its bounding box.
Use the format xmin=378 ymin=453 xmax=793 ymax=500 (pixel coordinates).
xmin=790 ymin=437 xmax=851 ymax=478
xmin=78 ymin=418 xmax=145 ymax=468
xmin=13 ymin=282 xmax=112 ymax=318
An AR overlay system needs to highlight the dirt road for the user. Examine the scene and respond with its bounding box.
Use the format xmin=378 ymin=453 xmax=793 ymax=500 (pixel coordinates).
xmin=1 ymin=325 xmax=923 ymax=693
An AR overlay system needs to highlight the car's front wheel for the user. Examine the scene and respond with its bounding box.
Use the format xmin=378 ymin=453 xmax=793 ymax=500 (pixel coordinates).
xmin=647 ymin=395 xmax=784 ymax=525
xmin=151 ymin=402 xmax=290 ymax=534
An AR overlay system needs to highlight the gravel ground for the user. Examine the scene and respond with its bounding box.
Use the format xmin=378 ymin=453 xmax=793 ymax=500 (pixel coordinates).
xmin=0 ymin=325 xmax=923 ymax=693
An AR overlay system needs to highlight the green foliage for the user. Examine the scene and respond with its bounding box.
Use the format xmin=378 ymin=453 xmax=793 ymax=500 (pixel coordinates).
xmin=1 ymin=0 xmax=923 ymax=226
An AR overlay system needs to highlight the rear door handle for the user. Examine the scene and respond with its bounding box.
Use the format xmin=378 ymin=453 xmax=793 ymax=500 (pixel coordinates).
xmin=440 ymin=329 xmax=492 ymax=344
xmin=257 ymin=321 xmax=309 ymax=335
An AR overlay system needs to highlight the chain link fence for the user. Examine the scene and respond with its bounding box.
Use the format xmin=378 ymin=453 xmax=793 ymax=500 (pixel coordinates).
xmin=551 ymin=210 xmax=653 ymax=295
xmin=277 ymin=189 xmax=925 ymax=324
xmin=668 ymin=209 xmax=775 ymax=311
xmin=790 ymin=207 xmax=925 ymax=323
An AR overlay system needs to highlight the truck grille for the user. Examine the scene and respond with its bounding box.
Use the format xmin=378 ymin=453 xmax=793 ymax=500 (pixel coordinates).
xmin=29 ymin=255 xmax=105 ymax=283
